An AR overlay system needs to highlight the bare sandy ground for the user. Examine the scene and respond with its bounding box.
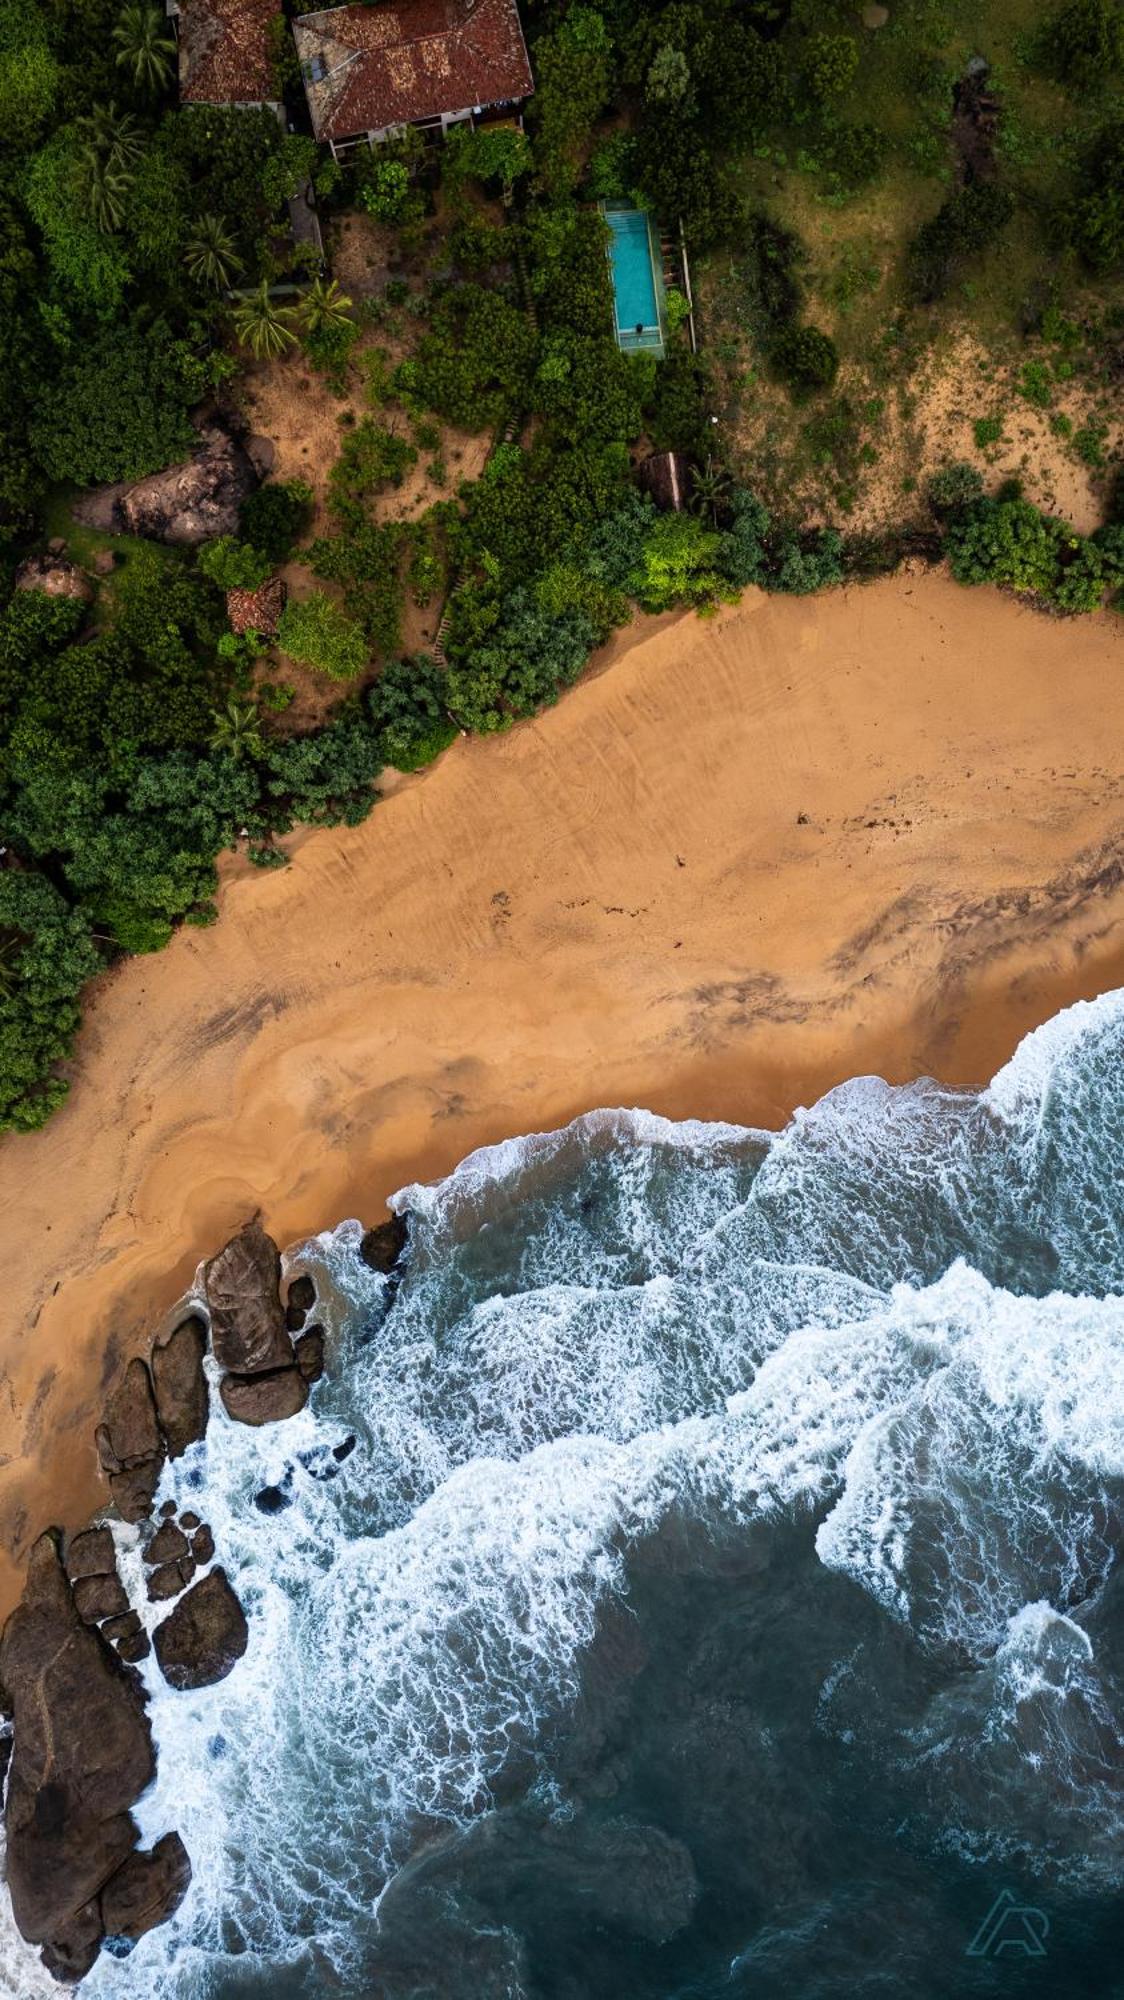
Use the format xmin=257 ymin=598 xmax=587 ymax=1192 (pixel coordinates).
xmin=2 ymin=572 xmax=1124 ymax=1615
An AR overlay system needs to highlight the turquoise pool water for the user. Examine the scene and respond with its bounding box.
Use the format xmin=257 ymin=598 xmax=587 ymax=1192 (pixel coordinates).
xmin=603 ymin=205 xmax=664 ymax=353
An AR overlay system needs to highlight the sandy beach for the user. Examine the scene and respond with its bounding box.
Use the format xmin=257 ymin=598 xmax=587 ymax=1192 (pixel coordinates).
xmin=2 ymin=571 xmax=1123 ymax=1615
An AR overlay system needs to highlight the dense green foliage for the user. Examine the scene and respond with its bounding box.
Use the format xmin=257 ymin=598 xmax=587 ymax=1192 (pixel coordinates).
xmin=3 ymin=0 xmax=1123 ymax=1133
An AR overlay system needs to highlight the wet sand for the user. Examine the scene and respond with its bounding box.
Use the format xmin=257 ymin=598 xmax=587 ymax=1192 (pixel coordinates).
xmin=2 ymin=572 xmax=1123 ymax=1615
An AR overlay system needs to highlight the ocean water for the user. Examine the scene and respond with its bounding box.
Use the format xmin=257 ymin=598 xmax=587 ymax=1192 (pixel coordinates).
xmin=5 ymin=991 xmax=1124 ymax=1998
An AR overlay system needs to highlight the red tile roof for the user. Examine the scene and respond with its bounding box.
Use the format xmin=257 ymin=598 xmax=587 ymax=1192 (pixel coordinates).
xmin=293 ymin=0 xmax=533 ymax=144
xmin=178 ymin=0 xmax=277 ymax=105
xmin=226 ymin=576 xmax=286 ymax=636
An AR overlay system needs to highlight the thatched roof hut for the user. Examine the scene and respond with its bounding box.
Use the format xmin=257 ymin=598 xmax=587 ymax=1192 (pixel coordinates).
xmin=226 ymin=576 xmax=286 ymax=638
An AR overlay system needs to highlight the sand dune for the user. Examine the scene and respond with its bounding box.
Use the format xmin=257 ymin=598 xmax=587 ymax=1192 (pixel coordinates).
xmin=2 ymin=572 xmax=1123 ymax=1615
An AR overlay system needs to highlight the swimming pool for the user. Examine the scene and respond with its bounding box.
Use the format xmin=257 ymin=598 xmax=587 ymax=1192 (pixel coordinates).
xmin=602 ymin=203 xmax=666 ymax=356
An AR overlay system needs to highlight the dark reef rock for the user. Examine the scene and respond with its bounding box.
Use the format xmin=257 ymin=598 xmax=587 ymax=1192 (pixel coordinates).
xmin=74 ymin=422 xmax=260 ymax=548
xmin=220 ymin=1365 xmax=308 ymax=1426
xmin=190 ymin=1524 xmax=215 ymax=1564
xmin=116 ymin=1629 xmax=152 ymax=1666
xmin=100 ymin=1832 xmax=191 ymax=1943
xmin=360 ymin=1214 xmax=408 ymax=1273
xmin=71 ymin=1571 xmax=129 ymax=1625
xmin=151 ymin=1315 xmax=209 ymax=1459
xmin=147 ymin=1521 xmax=190 ymax=1566
xmin=95 ymin=1358 xmax=166 ymax=1524
xmin=153 ymin=1569 xmax=248 ymax=1692
xmin=65 ymin=1526 xmax=116 ymax=1581
xmin=101 ymin=1611 xmax=142 ymax=1646
xmin=0 ymin=1532 xmax=154 ymax=1971
xmin=253 ymin=1484 xmax=291 ymax=1515
xmin=294 ymin=1326 xmax=325 ymax=1383
xmin=180 ymin=1511 xmax=201 ymax=1532
xmin=284 ymin=1273 xmax=316 ymax=1332
xmin=147 ymin=1558 xmax=196 ymax=1604
xmin=204 ymin=1222 xmax=294 ymax=1377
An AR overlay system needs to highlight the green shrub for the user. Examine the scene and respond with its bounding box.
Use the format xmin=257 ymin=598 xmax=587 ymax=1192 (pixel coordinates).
xmin=0 ymin=870 xmax=101 ymax=1132
xmin=198 ymin=537 xmax=274 ymax=593
xmin=906 ymin=182 xmax=1015 ymax=302
xmin=367 ymin=654 xmax=456 ymax=768
xmin=802 ymin=32 xmax=859 ymax=100
xmin=1067 ymin=120 xmax=1124 ymax=271
xmin=927 ymin=462 xmax=985 ymax=513
xmin=1041 ymin=0 xmax=1123 ymax=85
xmin=945 ymin=496 xmax=1124 ymax=609
xmin=277 ymin=592 xmax=368 ymax=679
xmin=771 ymin=323 xmax=839 ymax=400
xmin=238 ymin=480 xmax=314 ymax=565
xmin=973 ymin=413 xmax=1004 ymax=449
xmin=1016 ymin=360 xmax=1053 ymax=407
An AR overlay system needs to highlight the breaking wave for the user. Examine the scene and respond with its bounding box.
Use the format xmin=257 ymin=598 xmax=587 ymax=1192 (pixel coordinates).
xmin=9 ymin=991 xmax=1124 ymax=1997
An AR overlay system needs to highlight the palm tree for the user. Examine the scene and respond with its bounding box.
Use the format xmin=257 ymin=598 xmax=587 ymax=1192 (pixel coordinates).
xmin=113 ymin=1 xmax=176 ymax=95
xmin=297 ymin=276 xmax=355 ymax=337
xmin=690 ymin=455 xmax=733 ymax=527
xmin=209 ymin=700 xmax=265 ymax=763
xmin=74 ymin=102 xmax=145 ymax=172
xmin=85 ymin=156 xmax=133 ymax=234
xmin=185 ymin=213 xmax=243 ymax=292
xmin=231 ymin=280 xmax=300 ymax=360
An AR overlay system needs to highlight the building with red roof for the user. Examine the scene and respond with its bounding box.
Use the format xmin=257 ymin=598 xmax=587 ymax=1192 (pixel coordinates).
xmin=293 ymin=0 xmax=533 ymax=156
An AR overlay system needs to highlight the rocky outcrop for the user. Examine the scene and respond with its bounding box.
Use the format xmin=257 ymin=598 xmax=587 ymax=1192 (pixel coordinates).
xmin=191 ymin=1523 xmax=215 ymax=1565
xmin=285 ymin=1273 xmax=316 ymax=1332
xmin=0 ymin=1532 xmax=166 ymax=1982
xmin=73 ymin=422 xmax=260 ymax=548
xmin=151 ymin=1315 xmax=209 ymax=1459
xmin=219 ymin=1367 xmax=308 ymax=1426
xmin=204 ymin=1221 xmax=313 ymax=1427
xmin=95 ymin=1359 xmax=166 ymax=1523
xmin=13 ymin=555 xmax=93 ymax=603
xmin=153 ymin=1569 xmax=248 ymax=1692
xmin=100 ymin=1833 xmax=191 ymax=1944
xmin=360 ymin=1214 xmax=409 ymax=1273
xmin=64 ymin=1527 xmax=116 ymax=1582
xmin=204 ymin=1222 xmax=294 ymax=1377
xmin=294 ymin=1326 xmax=325 ymax=1383
xmin=71 ymin=1572 xmax=129 ymax=1625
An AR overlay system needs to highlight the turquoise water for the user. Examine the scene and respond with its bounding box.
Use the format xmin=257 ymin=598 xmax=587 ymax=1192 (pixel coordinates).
xmin=606 ymin=207 xmax=660 ymax=337
xmin=6 ymin=991 xmax=1124 ymax=1997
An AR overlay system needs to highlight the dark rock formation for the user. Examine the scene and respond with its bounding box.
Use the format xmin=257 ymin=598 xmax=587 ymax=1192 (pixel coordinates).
xmin=180 ymin=1511 xmax=201 ymax=1532
xmin=294 ymin=1326 xmax=325 ymax=1383
xmin=116 ymin=1629 xmax=151 ymax=1666
xmin=74 ymin=422 xmax=260 ymax=548
xmin=360 ymin=1214 xmax=408 ymax=1273
xmin=65 ymin=1527 xmax=116 ymax=1581
xmin=204 ymin=1221 xmax=294 ymax=1377
xmin=71 ymin=1572 xmax=129 ymax=1625
xmin=100 ymin=1832 xmax=191 ymax=1943
xmin=219 ymin=1367 xmax=308 ymax=1426
xmin=13 ymin=555 xmax=93 ymax=603
xmin=190 ymin=1524 xmax=215 ymax=1564
xmin=101 ymin=1611 xmax=142 ymax=1646
xmin=147 ymin=1521 xmax=190 ymax=1566
xmin=151 ymin=1315 xmax=209 ymax=1459
xmin=284 ymin=1272 xmax=316 ymax=1332
xmin=0 ymin=1532 xmax=155 ymax=1977
xmin=147 ymin=1559 xmax=196 ymax=1604
xmin=95 ymin=1359 xmax=166 ymax=1523
xmin=153 ymin=1570 xmax=248 ymax=1692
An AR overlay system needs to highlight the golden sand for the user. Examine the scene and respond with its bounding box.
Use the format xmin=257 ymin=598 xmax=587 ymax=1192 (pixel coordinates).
xmin=2 ymin=572 xmax=1123 ymax=1615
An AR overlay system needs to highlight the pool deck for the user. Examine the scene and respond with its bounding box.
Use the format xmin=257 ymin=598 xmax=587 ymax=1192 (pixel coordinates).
xmin=600 ymin=200 xmax=668 ymax=359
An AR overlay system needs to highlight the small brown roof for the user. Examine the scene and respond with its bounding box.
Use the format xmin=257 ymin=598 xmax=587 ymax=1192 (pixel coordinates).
xmin=178 ymin=0 xmax=277 ymax=105
xmin=638 ymin=451 xmax=689 ymax=513
xmin=226 ymin=576 xmax=286 ymax=636
xmin=293 ymin=0 xmax=533 ymax=144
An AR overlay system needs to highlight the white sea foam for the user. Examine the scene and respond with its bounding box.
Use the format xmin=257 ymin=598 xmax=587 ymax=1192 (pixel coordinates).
xmin=8 ymin=988 xmax=1123 ymax=1994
